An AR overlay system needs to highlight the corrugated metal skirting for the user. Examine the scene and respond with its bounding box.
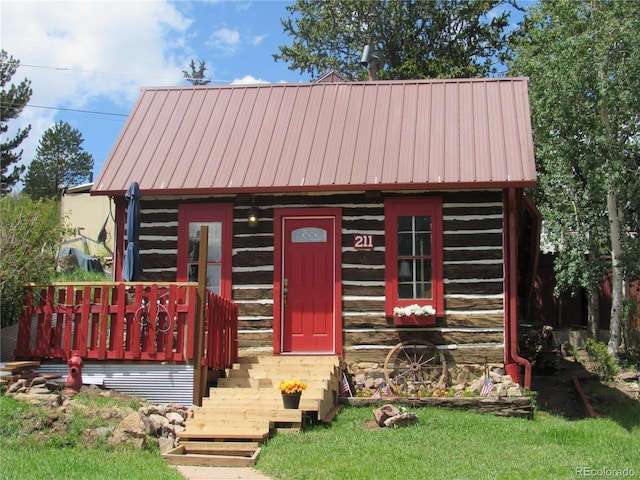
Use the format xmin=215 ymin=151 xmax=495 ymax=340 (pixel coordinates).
xmin=36 ymin=363 xmax=194 ymax=406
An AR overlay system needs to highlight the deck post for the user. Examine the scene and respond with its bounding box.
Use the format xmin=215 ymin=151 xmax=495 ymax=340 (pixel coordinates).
xmin=193 ymin=226 xmax=209 ymax=406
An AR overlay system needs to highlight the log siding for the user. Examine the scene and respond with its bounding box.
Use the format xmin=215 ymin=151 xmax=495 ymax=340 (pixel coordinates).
xmin=137 ymin=191 xmax=505 ymax=365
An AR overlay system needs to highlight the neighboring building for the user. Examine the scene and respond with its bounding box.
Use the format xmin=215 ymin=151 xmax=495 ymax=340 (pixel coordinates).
xmin=60 ymin=183 xmax=114 ymax=259
xmin=92 ymin=76 xmax=539 ymax=386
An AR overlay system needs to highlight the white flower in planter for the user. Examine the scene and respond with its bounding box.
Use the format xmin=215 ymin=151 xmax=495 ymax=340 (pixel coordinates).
xmin=393 ymin=304 xmax=436 ymax=317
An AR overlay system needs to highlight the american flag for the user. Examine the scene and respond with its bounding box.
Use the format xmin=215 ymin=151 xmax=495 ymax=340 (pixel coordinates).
xmin=340 ymin=373 xmax=352 ymax=397
xmin=371 ymin=388 xmax=381 ymax=399
xmin=480 ymin=376 xmax=494 ymax=396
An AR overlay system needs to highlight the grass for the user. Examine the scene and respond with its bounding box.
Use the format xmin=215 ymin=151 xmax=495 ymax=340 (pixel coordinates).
xmin=0 ymin=394 xmax=183 ymax=480
xmin=2 ymin=384 xmax=639 ymax=480
xmin=256 ymin=406 xmax=640 ymax=480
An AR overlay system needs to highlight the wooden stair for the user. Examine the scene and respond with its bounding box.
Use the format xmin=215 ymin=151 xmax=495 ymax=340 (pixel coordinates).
xmin=163 ymin=355 xmax=341 ymax=467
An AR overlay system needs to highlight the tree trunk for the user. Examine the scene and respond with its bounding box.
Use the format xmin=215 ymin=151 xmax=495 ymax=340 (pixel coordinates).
xmin=587 ymin=287 xmax=599 ymax=342
xmin=606 ymin=189 xmax=624 ymax=356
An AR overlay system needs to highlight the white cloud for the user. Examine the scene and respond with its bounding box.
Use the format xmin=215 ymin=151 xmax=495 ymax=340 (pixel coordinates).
xmin=251 ymin=34 xmax=268 ymax=46
xmin=207 ymin=27 xmax=241 ymax=55
xmin=0 ymin=0 xmax=192 ymax=174
xmin=231 ymin=75 xmax=269 ymax=85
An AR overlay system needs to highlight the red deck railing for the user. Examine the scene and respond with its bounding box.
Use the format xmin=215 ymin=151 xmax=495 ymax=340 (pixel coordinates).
xmin=15 ymin=282 xmax=238 ymax=369
xmin=204 ymin=290 xmax=238 ymax=370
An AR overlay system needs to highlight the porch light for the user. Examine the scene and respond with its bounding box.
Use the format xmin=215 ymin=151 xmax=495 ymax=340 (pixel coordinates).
xmin=247 ymin=205 xmax=259 ymax=227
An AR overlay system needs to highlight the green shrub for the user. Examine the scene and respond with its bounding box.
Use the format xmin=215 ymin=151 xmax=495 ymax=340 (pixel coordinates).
xmin=0 ymin=194 xmax=66 ymax=327
xmin=585 ymin=338 xmax=620 ymax=381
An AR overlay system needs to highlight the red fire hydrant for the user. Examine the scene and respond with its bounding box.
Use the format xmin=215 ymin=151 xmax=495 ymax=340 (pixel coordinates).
xmin=65 ymin=353 xmax=84 ymax=396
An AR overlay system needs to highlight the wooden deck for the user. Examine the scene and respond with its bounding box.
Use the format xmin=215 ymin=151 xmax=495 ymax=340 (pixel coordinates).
xmin=163 ymin=355 xmax=342 ymax=467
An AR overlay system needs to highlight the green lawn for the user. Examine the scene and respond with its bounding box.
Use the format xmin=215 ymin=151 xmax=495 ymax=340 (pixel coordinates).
xmin=2 ymin=391 xmax=639 ymax=480
xmin=256 ymin=406 xmax=640 ymax=480
xmin=0 ymin=394 xmax=183 ymax=480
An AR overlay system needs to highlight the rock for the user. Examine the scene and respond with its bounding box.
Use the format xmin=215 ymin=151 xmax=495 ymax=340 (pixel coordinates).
xmin=372 ymin=404 xmax=400 ymax=427
xmin=28 ymin=385 xmax=51 ymax=396
xmin=149 ymin=413 xmax=170 ymax=429
xmin=173 ymin=424 xmax=185 ymax=434
xmin=95 ymin=426 xmax=114 ymax=438
xmin=109 ymin=412 xmax=147 ymax=449
xmin=469 ymin=377 xmax=484 ymax=394
xmin=45 ymin=394 xmax=64 ymax=408
xmin=355 ymin=362 xmax=379 ymax=370
xmin=619 ymin=372 xmax=640 ymax=382
xmin=383 ymin=412 xmax=419 ymax=428
xmin=158 ymin=435 xmax=176 ymax=454
xmin=507 ymin=385 xmax=523 ymax=397
xmin=489 ymin=371 xmax=503 ymax=383
xmin=26 ymin=376 xmax=47 ymax=387
xmin=7 ymin=379 xmax=26 ymax=394
xmin=165 ymin=411 xmax=184 ymax=425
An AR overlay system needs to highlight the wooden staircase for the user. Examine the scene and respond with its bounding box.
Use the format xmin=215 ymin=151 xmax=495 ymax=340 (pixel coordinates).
xmin=163 ymin=355 xmax=341 ymax=467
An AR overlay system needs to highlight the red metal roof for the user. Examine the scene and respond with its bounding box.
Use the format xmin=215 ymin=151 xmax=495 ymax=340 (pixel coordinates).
xmin=93 ymin=78 xmax=536 ymax=196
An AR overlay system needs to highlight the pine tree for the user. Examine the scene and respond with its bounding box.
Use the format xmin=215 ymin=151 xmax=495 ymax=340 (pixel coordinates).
xmin=23 ymin=121 xmax=94 ymax=200
xmin=274 ymin=0 xmax=511 ymax=80
xmin=1 ymin=50 xmax=33 ymax=196
xmin=183 ymin=59 xmax=211 ymax=85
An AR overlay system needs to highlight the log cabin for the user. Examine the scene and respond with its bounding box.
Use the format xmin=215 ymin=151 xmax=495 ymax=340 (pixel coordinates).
xmin=91 ymin=75 xmax=540 ymax=388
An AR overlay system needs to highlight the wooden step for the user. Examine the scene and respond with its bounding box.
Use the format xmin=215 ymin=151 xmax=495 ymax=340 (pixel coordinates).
xmin=163 ymin=441 xmax=261 ymax=467
xmin=203 ymin=387 xmax=326 ymax=401
xmin=217 ymin=377 xmax=329 ymax=389
xmin=173 ymin=355 xmax=340 ymax=467
xmin=235 ymin=355 xmax=340 ymax=366
xmin=178 ymin=422 xmax=270 ymax=441
xmin=192 ymin=407 xmax=302 ymax=424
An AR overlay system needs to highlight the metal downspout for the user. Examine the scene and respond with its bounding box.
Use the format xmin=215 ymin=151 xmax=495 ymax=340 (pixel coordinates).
xmin=504 ymin=188 xmax=532 ymax=389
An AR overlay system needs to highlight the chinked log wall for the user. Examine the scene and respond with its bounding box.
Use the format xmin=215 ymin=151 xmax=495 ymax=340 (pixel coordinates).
xmin=137 ymin=190 xmax=505 ymax=366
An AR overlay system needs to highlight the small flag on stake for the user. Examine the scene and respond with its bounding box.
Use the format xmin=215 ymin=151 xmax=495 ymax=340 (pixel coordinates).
xmin=371 ymin=388 xmax=381 ymax=399
xmin=480 ymin=361 xmax=494 ymax=396
xmin=340 ymin=373 xmax=352 ymax=397
xmin=480 ymin=376 xmax=494 ymax=396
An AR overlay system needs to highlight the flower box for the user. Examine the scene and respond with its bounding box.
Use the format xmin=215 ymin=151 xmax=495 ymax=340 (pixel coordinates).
xmin=393 ymin=313 xmax=437 ymax=326
xmin=392 ymin=304 xmax=437 ymax=326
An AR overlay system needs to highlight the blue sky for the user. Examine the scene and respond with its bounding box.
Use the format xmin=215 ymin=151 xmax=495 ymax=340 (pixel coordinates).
xmin=2 ymin=0 xmax=312 ymax=183
xmin=1 ymin=0 xmax=528 ymax=186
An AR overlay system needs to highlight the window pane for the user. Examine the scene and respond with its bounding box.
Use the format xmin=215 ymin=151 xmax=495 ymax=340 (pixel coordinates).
xmin=188 ymin=222 xmax=222 ymax=262
xmin=398 ymin=216 xmax=412 ymax=232
xmin=398 ymin=233 xmax=413 ymax=256
xmin=415 ymin=232 xmax=431 ymax=255
xmin=187 ymin=264 xmax=221 ymax=294
xmin=395 ymin=215 xmax=433 ymax=300
xmin=398 ymin=283 xmax=414 ymax=299
xmin=415 ymin=216 xmax=431 ymax=232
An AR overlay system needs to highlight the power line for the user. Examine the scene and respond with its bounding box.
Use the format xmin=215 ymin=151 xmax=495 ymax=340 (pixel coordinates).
xmin=0 ymin=61 xmax=223 ymax=83
xmin=1 ymin=100 xmax=128 ymax=117
xmin=26 ymin=103 xmax=128 ymax=117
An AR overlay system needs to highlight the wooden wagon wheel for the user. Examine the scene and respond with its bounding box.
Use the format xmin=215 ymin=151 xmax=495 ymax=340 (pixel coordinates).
xmin=384 ymin=340 xmax=447 ymax=396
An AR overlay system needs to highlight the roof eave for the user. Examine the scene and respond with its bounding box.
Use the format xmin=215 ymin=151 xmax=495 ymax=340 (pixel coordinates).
xmin=91 ymin=180 xmax=537 ymax=198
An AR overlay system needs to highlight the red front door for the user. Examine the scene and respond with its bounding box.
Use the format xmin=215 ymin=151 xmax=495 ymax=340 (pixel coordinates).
xmin=275 ymin=210 xmax=341 ymax=354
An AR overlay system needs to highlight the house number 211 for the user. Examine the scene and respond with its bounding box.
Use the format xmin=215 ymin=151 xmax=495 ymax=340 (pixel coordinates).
xmin=353 ymin=234 xmax=374 ymax=250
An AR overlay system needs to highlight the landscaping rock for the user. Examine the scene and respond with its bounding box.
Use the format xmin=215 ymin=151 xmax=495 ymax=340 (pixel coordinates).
xmin=110 ymin=412 xmax=147 ymax=449
xmin=372 ymin=404 xmax=400 ymax=426
xmin=383 ymin=412 xmax=418 ymax=428
xmin=165 ymin=411 xmax=184 ymax=425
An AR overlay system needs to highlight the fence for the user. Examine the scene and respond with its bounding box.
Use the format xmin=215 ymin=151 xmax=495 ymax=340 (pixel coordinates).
xmin=15 ymin=282 xmax=237 ymax=369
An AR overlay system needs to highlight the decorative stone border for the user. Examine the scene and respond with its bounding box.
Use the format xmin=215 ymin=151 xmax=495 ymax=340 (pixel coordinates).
xmin=339 ymin=396 xmax=534 ymax=419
